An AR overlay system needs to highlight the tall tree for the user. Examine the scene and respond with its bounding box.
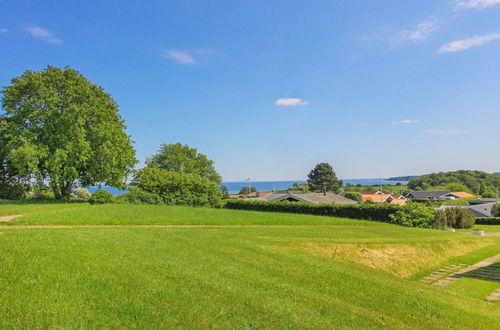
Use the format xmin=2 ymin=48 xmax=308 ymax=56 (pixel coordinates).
xmin=0 ymin=66 xmax=137 ymax=199
xmin=146 ymin=143 xmax=222 ymax=183
xmin=307 ymin=163 xmax=342 ymax=195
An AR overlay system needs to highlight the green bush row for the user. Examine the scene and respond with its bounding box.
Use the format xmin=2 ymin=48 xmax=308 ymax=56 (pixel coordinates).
xmin=434 ymin=208 xmax=476 ymax=229
xmin=225 ymin=199 xmax=477 ymax=229
xmin=224 ymin=199 xmax=399 ymax=222
xmin=475 ymin=217 xmax=500 ymax=225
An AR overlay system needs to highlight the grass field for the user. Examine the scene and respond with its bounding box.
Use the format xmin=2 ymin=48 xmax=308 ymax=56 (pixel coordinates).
xmin=0 ymin=203 xmax=499 ymax=328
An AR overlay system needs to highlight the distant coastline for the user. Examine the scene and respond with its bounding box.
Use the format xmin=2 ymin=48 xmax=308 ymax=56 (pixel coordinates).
xmin=386 ymin=175 xmax=419 ymax=181
xmin=224 ymin=178 xmax=409 ymax=194
xmin=87 ymin=178 xmax=410 ymax=195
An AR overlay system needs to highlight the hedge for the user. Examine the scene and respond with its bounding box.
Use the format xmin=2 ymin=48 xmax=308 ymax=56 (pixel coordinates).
xmin=475 ymin=217 xmax=500 ymax=225
xmin=225 ymin=199 xmax=399 ymax=222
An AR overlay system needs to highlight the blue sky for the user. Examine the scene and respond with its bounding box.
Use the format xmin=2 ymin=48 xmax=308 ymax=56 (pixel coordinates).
xmin=1 ymin=1 xmax=499 ymax=181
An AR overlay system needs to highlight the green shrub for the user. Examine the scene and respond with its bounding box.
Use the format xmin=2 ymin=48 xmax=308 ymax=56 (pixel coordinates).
xmin=26 ymin=190 xmax=56 ymax=201
xmin=225 ymin=199 xmax=399 ymax=222
xmin=442 ymin=198 xmax=471 ymax=206
xmin=491 ymin=203 xmax=500 ymax=217
xmin=388 ymin=203 xmax=435 ymax=228
xmin=0 ymin=182 xmax=27 ymax=200
xmin=343 ymin=192 xmax=363 ymax=203
xmin=435 ymin=207 xmax=476 ymax=229
xmin=89 ymin=189 xmax=114 ymax=205
xmin=475 ymin=217 xmax=500 ymax=225
xmin=133 ymin=168 xmax=221 ymax=207
xmin=72 ymin=188 xmax=91 ymax=200
xmin=239 ymin=186 xmax=257 ymax=195
xmin=115 ymin=187 xmax=164 ymax=205
xmin=433 ymin=210 xmax=447 ymax=229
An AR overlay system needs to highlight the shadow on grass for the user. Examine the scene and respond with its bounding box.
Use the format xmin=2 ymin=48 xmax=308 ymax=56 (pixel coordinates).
xmin=455 ymin=262 xmax=500 ymax=284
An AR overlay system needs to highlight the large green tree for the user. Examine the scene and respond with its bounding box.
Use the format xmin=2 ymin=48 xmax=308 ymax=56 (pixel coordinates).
xmin=146 ymin=143 xmax=222 ymax=183
xmin=0 ymin=66 xmax=136 ymax=199
xmin=307 ymin=163 xmax=342 ymax=194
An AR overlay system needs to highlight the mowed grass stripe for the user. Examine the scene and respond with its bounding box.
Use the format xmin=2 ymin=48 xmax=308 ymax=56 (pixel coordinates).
xmin=4 ymin=204 xmax=382 ymax=226
xmin=1 ymin=226 xmax=499 ymax=328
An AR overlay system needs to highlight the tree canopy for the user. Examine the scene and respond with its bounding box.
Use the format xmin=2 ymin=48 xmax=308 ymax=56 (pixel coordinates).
xmin=307 ymin=163 xmax=342 ymax=194
xmin=133 ymin=168 xmax=221 ymax=207
xmin=146 ymin=143 xmax=222 ymax=183
xmin=408 ymin=170 xmax=500 ymax=194
xmin=239 ymin=186 xmax=257 ymax=195
xmin=0 ymin=66 xmax=136 ymax=199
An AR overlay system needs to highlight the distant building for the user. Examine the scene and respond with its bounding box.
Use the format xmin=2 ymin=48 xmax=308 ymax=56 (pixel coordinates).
xmin=436 ymin=202 xmax=498 ymax=218
xmin=408 ymin=190 xmax=474 ymax=201
xmin=408 ymin=190 xmax=452 ymax=201
xmin=260 ymin=192 xmax=357 ymax=205
xmin=360 ymin=191 xmax=407 ymax=205
xmin=470 ymin=198 xmax=500 ymax=204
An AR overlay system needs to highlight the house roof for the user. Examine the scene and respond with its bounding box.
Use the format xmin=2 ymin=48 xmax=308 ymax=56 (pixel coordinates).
xmin=390 ymin=197 xmax=407 ymax=205
xmin=447 ymin=191 xmax=475 ymax=198
xmin=409 ymin=190 xmax=451 ymax=199
xmin=471 ymin=198 xmax=500 ymax=204
xmin=266 ymin=192 xmax=357 ymax=205
xmin=362 ymin=193 xmax=392 ymax=203
xmin=436 ymin=202 xmax=498 ymax=217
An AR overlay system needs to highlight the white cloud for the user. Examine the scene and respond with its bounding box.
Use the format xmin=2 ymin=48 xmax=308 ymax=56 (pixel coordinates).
xmin=0 ymin=28 xmax=8 ymax=34
xmin=275 ymin=98 xmax=309 ymax=106
xmin=393 ymin=119 xmax=419 ymax=125
xmin=162 ymin=50 xmax=196 ymax=64
xmin=439 ymin=33 xmax=500 ymax=53
xmin=24 ymin=26 xmax=62 ymax=45
xmin=356 ymin=123 xmax=366 ymax=128
xmin=161 ymin=49 xmax=220 ymax=65
xmin=399 ymin=21 xmax=436 ymax=42
xmin=424 ymin=129 xmax=489 ymax=135
xmin=455 ymin=0 xmax=500 ymax=10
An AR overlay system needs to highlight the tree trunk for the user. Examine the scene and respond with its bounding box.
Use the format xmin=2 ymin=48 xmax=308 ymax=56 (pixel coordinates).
xmin=60 ymin=182 xmax=73 ymax=199
xmin=53 ymin=186 xmax=62 ymax=199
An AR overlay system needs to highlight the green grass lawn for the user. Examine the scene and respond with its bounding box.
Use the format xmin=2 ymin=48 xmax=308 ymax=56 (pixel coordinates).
xmin=0 ymin=201 xmax=86 ymax=217
xmin=3 ymin=203 xmax=377 ymax=226
xmin=0 ymin=204 xmax=499 ymax=328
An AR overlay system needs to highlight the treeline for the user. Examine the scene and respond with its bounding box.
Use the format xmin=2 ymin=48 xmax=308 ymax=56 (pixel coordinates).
xmin=386 ymin=175 xmax=419 ymax=181
xmin=408 ymin=170 xmax=500 ymax=196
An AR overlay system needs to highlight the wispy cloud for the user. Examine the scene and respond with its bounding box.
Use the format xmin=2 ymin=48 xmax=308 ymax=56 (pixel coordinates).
xmin=439 ymin=33 xmax=500 ymax=53
xmin=275 ymin=98 xmax=309 ymax=106
xmin=424 ymin=129 xmax=489 ymax=135
xmin=162 ymin=50 xmax=196 ymax=64
xmin=0 ymin=28 xmax=8 ymax=34
xmin=161 ymin=49 xmax=220 ymax=65
xmin=455 ymin=0 xmax=500 ymax=10
xmin=393 ymin=119 xmax=419 ymax=125
xmin=356 ymin=123 xmax=366 ymax=128
xmin=399 ymin=21 xmax=436 ymax=42
xmin=24 ymin=25 xmax=62 ymax=45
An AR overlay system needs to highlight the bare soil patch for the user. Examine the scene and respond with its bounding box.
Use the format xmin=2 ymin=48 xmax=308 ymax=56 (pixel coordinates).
xmin=0 ymin=215 xmax=22 ymax=222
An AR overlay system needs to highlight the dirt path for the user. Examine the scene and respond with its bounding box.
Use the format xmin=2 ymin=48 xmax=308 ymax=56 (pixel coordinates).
xmin=0 ymin=215 xmax=22 ymax=222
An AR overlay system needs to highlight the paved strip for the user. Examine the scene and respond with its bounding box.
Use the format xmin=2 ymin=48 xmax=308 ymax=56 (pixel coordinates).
xmin=433 ymin=254 xmax=500 ymax=287
xmin=419 ymin=263 xmax=467 ymax=284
